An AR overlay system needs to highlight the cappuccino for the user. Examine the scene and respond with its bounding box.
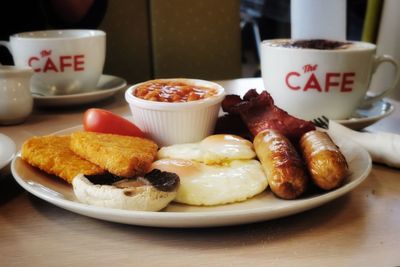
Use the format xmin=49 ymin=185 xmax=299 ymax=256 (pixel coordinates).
xmin=260 ymin=39 xmax=399 ymax=120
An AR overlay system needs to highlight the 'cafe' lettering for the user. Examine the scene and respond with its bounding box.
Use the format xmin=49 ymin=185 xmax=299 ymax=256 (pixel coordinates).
xmin=28 ymin=53 xmax=85 ymax=73
xmin=285 ymin=64 xmax=355 ymax=92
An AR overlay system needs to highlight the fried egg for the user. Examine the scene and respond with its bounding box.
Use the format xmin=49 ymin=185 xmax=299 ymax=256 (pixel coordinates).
xmin=157 ymin=134 xmax=256 ymax=164
xmin=151 ymin=158 xmax=268 ymax=206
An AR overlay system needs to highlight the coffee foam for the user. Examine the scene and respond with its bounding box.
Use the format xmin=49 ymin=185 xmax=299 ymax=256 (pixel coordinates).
xmin=281 ymin=39 xmax=352 ymax=50
xmin=264 ymin=39 xmax=375 ymax=51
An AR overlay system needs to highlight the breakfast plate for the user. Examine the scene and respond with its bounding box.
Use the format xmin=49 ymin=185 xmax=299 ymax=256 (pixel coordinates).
xmin=11 ymin=126 xmax=371 ymax=228
xmin=336 ymin=99 xmax=394 ymax=130
xmin=0 ymin=133 xmax=16 ymax=180
xmin=33 ymin=75 xmax=127 ymax=107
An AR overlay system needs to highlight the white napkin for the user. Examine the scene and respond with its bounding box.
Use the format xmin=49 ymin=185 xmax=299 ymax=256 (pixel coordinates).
xmin=327 ymin=120 xmax=400 ymax=168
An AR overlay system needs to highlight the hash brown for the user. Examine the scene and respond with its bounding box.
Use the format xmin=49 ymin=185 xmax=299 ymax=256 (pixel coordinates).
xmin=21 ymin=135 xmax=106 ymax=184
xmin=70 ymin=131 xmax=158 ymax=178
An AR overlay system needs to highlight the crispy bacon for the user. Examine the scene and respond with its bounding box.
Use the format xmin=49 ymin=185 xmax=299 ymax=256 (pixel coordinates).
xmin=222 ymin=89 xmax=315 ymax=142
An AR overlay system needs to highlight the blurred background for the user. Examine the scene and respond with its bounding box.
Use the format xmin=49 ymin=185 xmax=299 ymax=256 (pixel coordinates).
xmin=99 ymin=0 xmax=390 ymax=84
xmin=240 ymin=0 xmax=369 ymax=77
xmin=1 ymin=0 xmax=398 ymax=97
xmin=239 ymin=0 xmax=399 ymax=99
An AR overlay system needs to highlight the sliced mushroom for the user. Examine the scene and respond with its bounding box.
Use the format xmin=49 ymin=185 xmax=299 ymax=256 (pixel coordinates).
xmin=72 ymin=169 xmax=179 ymax=211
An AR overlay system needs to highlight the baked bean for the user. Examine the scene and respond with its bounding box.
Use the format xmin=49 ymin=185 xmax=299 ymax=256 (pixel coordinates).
xmin=134 ymin=81 xmax=218 ymax=103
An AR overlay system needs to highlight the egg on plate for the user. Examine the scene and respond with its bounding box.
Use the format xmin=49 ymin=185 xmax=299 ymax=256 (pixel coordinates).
xmin=154 ymin=134 xmax=268 ymax=206
xmin=157 ymin=134 xmax=256 ymax=164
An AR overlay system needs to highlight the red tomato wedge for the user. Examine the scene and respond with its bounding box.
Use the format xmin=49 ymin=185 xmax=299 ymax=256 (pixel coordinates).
xmin=83 ymin=108 xmax=146 ymax=138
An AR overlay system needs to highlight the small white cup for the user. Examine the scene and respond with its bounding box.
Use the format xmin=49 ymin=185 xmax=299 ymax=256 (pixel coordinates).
xmin=0 ymin=29 xmax=106 ymax=95
xmin=0 ymin=65 xmax=34 ymax=125
xmin=260 ymin=39 xmax=400 ymax=120
xmin=125 ymin=78 xmax=225 ymax=146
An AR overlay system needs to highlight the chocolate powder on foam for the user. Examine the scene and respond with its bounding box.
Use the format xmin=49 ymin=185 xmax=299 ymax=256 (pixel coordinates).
xmin=281 ymin=39 xmax=352 ymax=50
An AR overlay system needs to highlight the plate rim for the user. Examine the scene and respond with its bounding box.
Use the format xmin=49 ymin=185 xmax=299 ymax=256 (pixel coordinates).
xmin=12 ymin=156 xmax=371 ymax=218
xmin=11 ymin=126 xmax=372 ymax=228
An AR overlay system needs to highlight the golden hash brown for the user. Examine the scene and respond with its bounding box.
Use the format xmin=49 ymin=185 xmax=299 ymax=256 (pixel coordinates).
xmin=70 ymin=131 xmax=158 ymax=178
xmin=21 ymin=135 xmax=106 ymax=184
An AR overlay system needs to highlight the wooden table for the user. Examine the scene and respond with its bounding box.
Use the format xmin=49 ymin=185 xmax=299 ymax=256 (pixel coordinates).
xmin=1 ymin=78 xmax=399 ymax=267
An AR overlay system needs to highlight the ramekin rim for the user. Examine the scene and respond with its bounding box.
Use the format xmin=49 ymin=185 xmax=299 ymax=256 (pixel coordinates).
xmin=125 ymin=78 xmax=225 ymax=110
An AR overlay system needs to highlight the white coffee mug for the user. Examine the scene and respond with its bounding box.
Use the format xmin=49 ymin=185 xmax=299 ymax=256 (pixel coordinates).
xmin=0 ymin=29 xmax=106 ymax=95
xmin=260 ymin=39 xmax=400 ymax=120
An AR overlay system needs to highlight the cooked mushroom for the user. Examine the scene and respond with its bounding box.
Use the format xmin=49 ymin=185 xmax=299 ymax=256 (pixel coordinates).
xmin=72 ymin=169 xmax=179 ymax=211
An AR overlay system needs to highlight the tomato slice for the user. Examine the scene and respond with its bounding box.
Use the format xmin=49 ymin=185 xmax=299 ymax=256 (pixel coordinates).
xmin=83 ymin=108 xmax=146 ymax=138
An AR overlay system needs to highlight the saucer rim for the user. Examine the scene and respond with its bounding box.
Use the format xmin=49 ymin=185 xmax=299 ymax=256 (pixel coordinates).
xmin=335 ymin=99 xmax=394 ymax=128
xmin=32 ymin=74 xmax=127 ymax=100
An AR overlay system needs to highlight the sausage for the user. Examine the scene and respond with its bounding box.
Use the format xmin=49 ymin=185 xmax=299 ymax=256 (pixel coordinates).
xmin=299 ymin=130 xmax=348 ymax=190
xmin=254 ymin=129 xmax=309 ymax=199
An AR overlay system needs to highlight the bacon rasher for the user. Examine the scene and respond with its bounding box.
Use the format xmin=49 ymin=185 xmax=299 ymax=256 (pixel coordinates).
xmin=221 ymin=89 xmax=315 ymax=142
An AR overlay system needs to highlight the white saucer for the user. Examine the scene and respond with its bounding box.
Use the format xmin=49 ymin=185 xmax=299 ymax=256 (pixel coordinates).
xmin=0 ymin=133 xmax=16 ymax=179
xmin=33 ymin=75 xmax=127 ymax=107
xmin=336 ymin=99 xmax=394 ymax=130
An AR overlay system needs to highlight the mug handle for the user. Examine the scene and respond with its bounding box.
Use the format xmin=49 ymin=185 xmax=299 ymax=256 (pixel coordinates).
xmin=0 ymin=41 xmax=12 ymax=65
xmin=361 ymin=54 xmax=400 ymax=107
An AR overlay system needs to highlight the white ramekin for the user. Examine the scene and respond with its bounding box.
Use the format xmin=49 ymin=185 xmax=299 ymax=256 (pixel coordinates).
xmin=125 ymin=78 xmax=225 ymax=146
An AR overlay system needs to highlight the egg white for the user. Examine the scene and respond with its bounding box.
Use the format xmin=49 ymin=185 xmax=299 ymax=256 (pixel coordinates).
xmin=151 ymin=158 xmax=268 ymax=206
xmin=157 ymin=134 xmax=256 ymax=164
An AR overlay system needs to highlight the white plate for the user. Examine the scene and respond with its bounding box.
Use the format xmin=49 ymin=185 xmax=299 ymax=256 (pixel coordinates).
xmin=33 ymin=75 xmax=127 ymax=107
xmin=336 ymin=99 xmax=394 ymax=130
xmin=11 ymin=126 xmax=371 ymax=228
xmin=0 ymin=133 xmax=16 ymax=179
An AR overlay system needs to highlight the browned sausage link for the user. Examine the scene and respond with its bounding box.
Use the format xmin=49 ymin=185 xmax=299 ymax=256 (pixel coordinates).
xmin=254 ymin=129 xmax=309 ymax=199
xmin=299 ymin=130 xmax=348 ymax=190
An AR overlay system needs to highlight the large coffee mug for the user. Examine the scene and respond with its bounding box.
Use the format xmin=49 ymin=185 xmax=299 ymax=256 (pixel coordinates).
xmin=0 ymin=29 xmax=106 ymax=95
xmin=260 ymin=39 xmax=400 ymax=120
